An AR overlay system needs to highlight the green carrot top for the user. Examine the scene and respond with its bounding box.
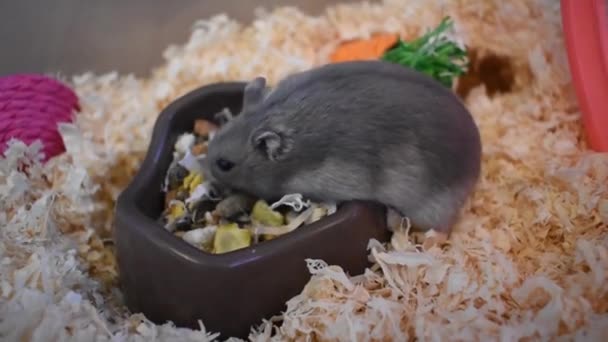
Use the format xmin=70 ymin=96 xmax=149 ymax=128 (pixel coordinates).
xmin=381 ymin=17 xmax=468 ymax=88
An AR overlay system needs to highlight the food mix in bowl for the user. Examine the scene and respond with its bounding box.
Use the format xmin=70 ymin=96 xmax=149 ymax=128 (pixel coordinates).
xmin=159 ymin=109 xmax=337 ymax=254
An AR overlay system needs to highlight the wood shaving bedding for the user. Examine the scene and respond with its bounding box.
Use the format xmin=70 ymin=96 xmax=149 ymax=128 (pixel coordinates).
xmin=1 ymin=0 xmax=607 ymax=341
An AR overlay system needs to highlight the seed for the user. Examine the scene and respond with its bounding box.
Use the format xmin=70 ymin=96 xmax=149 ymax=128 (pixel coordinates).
xmin=167 ymin=164 xmax=189 ymax=190
xmin=165 ymin=189 xmax=177 ymax=207
xmin=194 ymin=119 xmax=217 ymax=137
xmin=174 ymin=215 xmax=194 ymax=231
xmin=191 ymin=143 xmax=208 ymax=156
xmin=192 ymin=200 xmax=217 ymax=224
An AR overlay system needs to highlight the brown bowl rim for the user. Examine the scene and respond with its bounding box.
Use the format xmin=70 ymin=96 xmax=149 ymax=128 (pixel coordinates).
xmin=115 ymin=81 xmax=379 ymax=267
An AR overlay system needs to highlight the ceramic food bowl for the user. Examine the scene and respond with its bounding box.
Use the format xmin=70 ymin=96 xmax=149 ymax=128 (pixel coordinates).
xmin=113 ymin=81 xmax=391 ymax=338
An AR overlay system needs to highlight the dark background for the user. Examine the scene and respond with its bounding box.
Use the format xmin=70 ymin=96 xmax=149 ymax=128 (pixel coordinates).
xmin=0 ymin=0 xmax=360 ymax=77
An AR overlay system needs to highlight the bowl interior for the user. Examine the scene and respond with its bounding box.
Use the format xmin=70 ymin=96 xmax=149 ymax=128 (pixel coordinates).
xmin=119 ymin=81 xmax=389 ymax=266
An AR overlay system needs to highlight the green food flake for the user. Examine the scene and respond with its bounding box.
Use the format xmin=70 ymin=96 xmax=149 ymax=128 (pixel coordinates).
xmin=381 ymin=17 xmax=468 ymax=88
xmin=251 ymin=200 xmax=285 ymax=226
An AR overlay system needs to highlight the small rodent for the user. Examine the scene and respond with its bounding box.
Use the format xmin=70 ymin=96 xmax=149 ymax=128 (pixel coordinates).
xmin=205 ymin=60 xmax=482 ymax=235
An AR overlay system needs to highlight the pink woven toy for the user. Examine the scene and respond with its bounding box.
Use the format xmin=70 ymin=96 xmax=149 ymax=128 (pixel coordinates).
xmin=0 ymin=74 xmax=80 ymax=162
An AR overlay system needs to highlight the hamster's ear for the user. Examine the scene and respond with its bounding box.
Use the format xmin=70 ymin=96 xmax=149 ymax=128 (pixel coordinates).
xmin=243 ymin=76 xmax=267 ymax=109
xmin=252 ymin=129 xmax=292 ymax=161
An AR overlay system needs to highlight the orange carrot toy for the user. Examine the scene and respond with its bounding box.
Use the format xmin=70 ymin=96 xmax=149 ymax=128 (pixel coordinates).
xmin=330 ymin=33 xmax=399 ymax=63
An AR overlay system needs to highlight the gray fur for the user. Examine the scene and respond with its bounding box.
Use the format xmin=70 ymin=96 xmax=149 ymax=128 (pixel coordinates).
xmin=204 ymin=60 xmax=482 ymax=234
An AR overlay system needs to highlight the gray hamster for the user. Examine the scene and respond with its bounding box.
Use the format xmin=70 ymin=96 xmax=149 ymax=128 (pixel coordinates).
xmin=204 ymin=60 xmax=482 ymax=235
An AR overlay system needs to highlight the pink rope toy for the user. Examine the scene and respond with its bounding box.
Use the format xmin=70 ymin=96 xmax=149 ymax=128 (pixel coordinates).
xmin=0 ymin=74 xmax=80 ymax=162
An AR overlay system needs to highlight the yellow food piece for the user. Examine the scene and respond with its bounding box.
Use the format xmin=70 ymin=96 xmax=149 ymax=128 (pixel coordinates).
xmin=168 ymin=201 xmax=186 ymax=221
xmin=181 ymin=172 xmax=204 ymax=193
xmin=251 ymin=200 xmax=285 ymax=226
xmin=213 ymin=223 xmax=252 ymax=254
xmin=251 ymin=200 xmax=286 ymax=240
xmin=264 ymin=235 xmax=276 ymax=241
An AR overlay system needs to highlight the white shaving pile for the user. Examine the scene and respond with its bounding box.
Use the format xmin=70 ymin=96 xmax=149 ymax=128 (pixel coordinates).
xmin=1 ymin=0 xmax=607 ymax=340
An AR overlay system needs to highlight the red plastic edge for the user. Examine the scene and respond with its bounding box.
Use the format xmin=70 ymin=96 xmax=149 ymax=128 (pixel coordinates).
xmin=594 ymin=0 xmax=608 ymax=75
xmin=561 ymin=0 xmax=608 ymax=152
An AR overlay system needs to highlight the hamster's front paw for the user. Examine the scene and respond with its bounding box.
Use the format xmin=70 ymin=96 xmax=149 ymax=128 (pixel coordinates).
xmin=386 ymin=207 xmax=410 ymax=232
xmin=214 ymin=193 xmax=257 ymax=219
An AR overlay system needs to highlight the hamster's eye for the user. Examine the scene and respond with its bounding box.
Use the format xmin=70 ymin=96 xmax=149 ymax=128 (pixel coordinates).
xmin=216 ymin=158 xmax=235 ymax=172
